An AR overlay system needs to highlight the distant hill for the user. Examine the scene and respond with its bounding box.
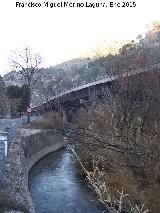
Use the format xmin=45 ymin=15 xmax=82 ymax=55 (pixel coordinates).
xmin=74 ymin=40 xmax=129 ymax=58
xmin=3 ymin=39 xmax=130 ymax=106
xmin=3 ymin=57 xmax=94 ymax=106
xmin=54 ymin=58 xmax=93 ymax=71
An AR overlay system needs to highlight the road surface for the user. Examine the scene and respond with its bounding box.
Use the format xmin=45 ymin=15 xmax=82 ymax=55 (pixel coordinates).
xmin=0 ymin=119 xmax=17 ymax=133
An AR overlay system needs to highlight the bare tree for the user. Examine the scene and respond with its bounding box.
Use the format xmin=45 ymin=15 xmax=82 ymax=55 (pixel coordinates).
xmin=10 ymin=47 xmax=42 ymax=122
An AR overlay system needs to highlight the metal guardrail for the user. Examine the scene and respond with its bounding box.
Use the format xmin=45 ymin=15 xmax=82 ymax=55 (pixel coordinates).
xmin=32 ymin=74 xmax=116 ymax=108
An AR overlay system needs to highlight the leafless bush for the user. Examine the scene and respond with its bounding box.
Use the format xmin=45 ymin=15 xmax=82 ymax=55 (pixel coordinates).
xmin=67 ymin=70 xmax=160 ymax=212
xmin=35 ymin=111 xmax=64 ymax=130
xmin=69 ymin=144 xmax=149 ymax=213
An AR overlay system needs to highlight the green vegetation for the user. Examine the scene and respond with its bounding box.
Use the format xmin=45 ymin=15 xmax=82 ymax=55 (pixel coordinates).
xmin=7 ymin=84 xmax=29 ymax=117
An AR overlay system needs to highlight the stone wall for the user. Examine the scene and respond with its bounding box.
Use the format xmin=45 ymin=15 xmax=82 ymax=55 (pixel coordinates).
xmin=0 ymin=128 xmax=66 ymax=213
xmin=0 ymin=76 xmax=11 ymax=119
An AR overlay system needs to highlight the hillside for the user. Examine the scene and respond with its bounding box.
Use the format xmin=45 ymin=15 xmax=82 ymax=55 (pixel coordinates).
xmin=4 ymin=32 xmax=160 ymax=107
xmin=3 ymin=40 xmax=128 ymax=106
xmin=3 ymin=57 xmax=94 ymax=106
xmin=75 ymin=40 xmax=129 ymax=58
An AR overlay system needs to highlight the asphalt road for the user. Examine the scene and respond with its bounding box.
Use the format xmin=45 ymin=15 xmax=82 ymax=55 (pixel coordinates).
xmin=0 ymin=119 xmax=16 ymax=133
xmin=0 ymin=116 xmax=41 ymax=133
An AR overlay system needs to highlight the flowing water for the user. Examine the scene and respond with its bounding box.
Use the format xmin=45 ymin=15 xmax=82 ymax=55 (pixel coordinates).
xmin=29 ymin=148 xmax=104 ymax=213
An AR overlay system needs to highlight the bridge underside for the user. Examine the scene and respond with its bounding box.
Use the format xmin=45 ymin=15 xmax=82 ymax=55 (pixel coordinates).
xmin=35 ymin=80 xmax=117 ymax=122
xmin=36 ymin=72 xmax=154 ymax=121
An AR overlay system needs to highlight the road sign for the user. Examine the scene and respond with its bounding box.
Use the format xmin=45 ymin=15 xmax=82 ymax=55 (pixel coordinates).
xmin=27 ymin=107 xmax=32 ymax=113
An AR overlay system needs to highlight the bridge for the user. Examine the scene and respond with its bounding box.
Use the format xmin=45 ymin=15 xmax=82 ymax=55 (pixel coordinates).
xmin=0 ymin=63 xmax=159 ymax=213
xmin=32 ymin=63 xmax=160 ymax=121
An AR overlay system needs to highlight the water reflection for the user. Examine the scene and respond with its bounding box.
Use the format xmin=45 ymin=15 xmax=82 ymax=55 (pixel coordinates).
xmin=29 ymin=148 xmax=104 ymax=213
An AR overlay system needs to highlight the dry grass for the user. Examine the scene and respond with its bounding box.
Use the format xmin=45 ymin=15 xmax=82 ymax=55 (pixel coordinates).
xmin=34 ymin=112 xmax=64 ymax=130
xmin=66 ymin=73 xmax=160 ymax=213
xmin=68 ymin=144 xmax=149 ymax=213
xmin=68 ymin=106 xmax=159 ymax=211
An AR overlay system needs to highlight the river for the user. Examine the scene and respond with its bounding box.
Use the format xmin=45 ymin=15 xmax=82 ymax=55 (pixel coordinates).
xmin=28 ymin=148 xmax=104 ymax=213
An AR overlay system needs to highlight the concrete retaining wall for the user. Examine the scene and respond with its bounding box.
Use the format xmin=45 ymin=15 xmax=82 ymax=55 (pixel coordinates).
xmin=0 ymin=128 xmax=66 ymax=213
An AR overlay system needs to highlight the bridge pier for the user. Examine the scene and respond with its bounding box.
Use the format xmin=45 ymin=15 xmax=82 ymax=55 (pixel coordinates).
xmin=62 ymin=109 xmax=68 ymax=123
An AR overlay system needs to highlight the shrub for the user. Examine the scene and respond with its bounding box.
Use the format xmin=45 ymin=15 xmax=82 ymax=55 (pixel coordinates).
xmin=36 ymin=112 xmax=64 ymax=130
xmin=67 ymin=71 xmax=160 ymax=212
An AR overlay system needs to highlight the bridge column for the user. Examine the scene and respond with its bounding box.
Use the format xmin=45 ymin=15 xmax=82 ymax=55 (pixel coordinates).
xmin=58 ymin=105 xmax=68 ymax=123
xmin=62 ymin=109 xmax=68 ymax=123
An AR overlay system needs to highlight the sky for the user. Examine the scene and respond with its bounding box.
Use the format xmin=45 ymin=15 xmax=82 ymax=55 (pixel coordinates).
xmin=0 ymin=0 xmax=160 ymax=76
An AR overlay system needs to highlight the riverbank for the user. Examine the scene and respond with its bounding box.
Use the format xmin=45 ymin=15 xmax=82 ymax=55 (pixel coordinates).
xmin=0 ymin=127 xmax=66 ymax=213
xmin=67 ymin=105 xmax=160 ymax=213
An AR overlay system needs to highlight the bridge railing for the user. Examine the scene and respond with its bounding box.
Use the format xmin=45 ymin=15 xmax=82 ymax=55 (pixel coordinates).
xmin=33 ymin=74 xmax=112 ymax=108
xmin=32 ymin=63 xmax=160 ymax=109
